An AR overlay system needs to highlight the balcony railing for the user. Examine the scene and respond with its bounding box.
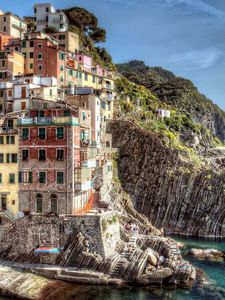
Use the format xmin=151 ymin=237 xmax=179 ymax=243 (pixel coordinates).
xmin=17 ymin=116 xmax=79 ymax=126
xmin=0 ymin=128 xmax=18 ymax=134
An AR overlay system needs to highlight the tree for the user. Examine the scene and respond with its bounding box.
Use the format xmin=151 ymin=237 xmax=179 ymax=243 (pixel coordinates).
xmin=64 ymin=7 xmax=106 ymax=43
xmin=96 ymin=47 xmax=112 ymax=65
xmin=44 ymin=26 xmax=58 ymax=34
xmin=89 ymin=28 xmax=106 ymax=43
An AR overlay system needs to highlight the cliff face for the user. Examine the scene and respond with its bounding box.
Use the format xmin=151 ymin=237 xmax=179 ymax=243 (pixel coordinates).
xmin=110 ymin=120 xmax=225 ymax=238
xmin=117 ymin=60 xmax=225 ymax=142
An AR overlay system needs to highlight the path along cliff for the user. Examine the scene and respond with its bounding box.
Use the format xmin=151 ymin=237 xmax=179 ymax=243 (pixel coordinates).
xmin=109 ymin=120 xmax=225 ymax=238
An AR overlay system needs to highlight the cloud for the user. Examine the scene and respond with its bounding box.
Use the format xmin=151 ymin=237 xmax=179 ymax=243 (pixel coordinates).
xmin=168 ymin=48 xmax=224 ymax=70
xmin=160 ymin=0 xmax=225 ymax=20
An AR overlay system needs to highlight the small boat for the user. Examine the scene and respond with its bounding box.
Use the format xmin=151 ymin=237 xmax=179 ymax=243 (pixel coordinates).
xmin=34 ymin=247 xmax=60 ymax=254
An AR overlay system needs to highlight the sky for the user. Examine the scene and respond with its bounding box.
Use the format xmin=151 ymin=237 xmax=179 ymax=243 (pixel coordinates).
xmin=1 ymin=0 xmax=225 ymax=110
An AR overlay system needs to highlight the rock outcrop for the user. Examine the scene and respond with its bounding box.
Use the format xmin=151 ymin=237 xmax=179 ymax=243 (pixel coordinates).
xmin=109 ymin=120 xmax=225 ymax=238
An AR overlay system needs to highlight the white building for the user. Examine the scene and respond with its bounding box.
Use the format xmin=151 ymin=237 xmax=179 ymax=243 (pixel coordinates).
xmin=34 ymin=3 xmax=68 ymax=32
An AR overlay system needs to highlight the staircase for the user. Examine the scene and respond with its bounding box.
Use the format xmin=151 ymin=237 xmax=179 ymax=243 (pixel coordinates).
xmin=110 ymin=235 xmax=138 ymax=278
xmin=0 ymin=209 xmax=14 ymax=222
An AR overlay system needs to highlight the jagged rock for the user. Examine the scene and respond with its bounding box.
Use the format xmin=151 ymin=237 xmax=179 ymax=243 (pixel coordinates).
xmin=137 ymin=267 xmax=173 ymax=285
xmin=187 ymin=248 xmax=225 ymax=262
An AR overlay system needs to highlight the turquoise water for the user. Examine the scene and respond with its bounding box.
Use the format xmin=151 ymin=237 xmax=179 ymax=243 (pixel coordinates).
xmin=1 ymin=237 xmax=225 ymax=299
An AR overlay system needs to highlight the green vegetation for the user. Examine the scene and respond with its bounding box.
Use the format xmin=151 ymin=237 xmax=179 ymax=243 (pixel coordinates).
xmin=44 ymin=26 xmax=58 ymax=33
xmin=117 ymin=60 xmax=225 ymax=144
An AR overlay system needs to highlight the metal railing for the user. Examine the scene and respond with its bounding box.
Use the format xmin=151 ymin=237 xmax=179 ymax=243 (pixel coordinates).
xmin=0 ymin=208 xmax=14 ymax=222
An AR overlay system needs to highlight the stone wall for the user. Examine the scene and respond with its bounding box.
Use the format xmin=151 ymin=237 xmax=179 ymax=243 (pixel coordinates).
xmin=0 ymin=212 xmax=120 ymax=259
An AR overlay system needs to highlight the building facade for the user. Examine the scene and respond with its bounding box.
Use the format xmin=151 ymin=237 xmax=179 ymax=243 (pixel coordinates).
xmin=0 ymin=116 xmax=19 ymax=221
xmin=0 ymin=11 xmax=27 ymax=38
xmin=34 ymin=3 xmax=68 ymax=32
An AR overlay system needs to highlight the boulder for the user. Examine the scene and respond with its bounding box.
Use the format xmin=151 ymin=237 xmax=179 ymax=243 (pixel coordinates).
xmin=137 ymin=267 xmax=173 ymax=285
xmin=147 ymin=249 xmax=159 ymax=266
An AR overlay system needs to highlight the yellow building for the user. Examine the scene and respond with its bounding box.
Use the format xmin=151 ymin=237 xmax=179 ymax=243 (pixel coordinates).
xmin=0 ymin=49 xmax=24 ymax=80
xmin=50 ymin=31 xmax=80 ymax=53
xmin=0 ymin=11 xmax=27 ymax=39
xmin=0 ymin=116 xmax=19 ymax=221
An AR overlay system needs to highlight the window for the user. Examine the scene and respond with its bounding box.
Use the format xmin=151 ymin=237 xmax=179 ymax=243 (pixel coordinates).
xmin=15 ymin=47 xmax=19 ymax=51
xmin=49 ymin=89 xmax=53 ymax=97
xmin=9 ymin=173 xmax=15 ymax=184
xmin=37 ymin=53 xmax=43 ymax=60
xmin=57 ymin=172 xmax=64 ymax=184
xmin=60 ymin=23 xmax=64 ymax=29
xmin=85 ymin=73 xmax=88 ymax=81
xmin=60 ymin=75 xmax=64 ymax=82
xmin=56 ymin=149 xmax=64 ymax=161
xmin=92 ymin=75 xmax=96 ymax=83
xmin=29 ymin=52 xmax=33 ymax=58
xmin=0 ymin=154 xmax=3 ymax=163
xmin=39 ymin=149 xmax=46 ymax=161
xmin=38 ymin=128 xmax=46 ymax=139
xmin=1 ymin=60 xmax=5 ymax=67
xmin=39 ymin=172 xmax=46 ymax=184
xmin=1 ymin=196 xmax=7 ymax=211
xmin=36 ymin=194 xmax=43 ymax=213
xmin=30 ymin=41 xmax=34 ymax=47
xmin=7 ymin=119 xmax=13 ymax=129
xmin=3 ymin=26 xmax=6 ymax=32
xmin=68 ymin=69 xmax=73 ymax=76
xmin=3 ymin=16 xmax=6 ymax=22
xmin=43 ymin=103 xmax=48 ymax=109
xmin=30 ymin=63 xmax=33 ymax=69
xmin=60 ymin=14 xmax=64 ymax=21
xmin=0 ymin=90 xmax=3 ymax=97
xmin=38 ymin=64 xmax=43 ymax=71
xmin=0 ymin=173 xmax=2 ymax=184
xmin=23 ymin=52 xmax=26 ymax=58
xmin=46 ymin=7 xmax=49 ymax=12
xmin=22 ymin=128 xmax=29 ymax=140
xmin=59 ymin=53 xmax=65 ymax=60
xmin=45 ymin=16 xmax=48 ymax=22
xmin=82 ymin=112 xmax=86 ymax=121
xmin=59 ymin=34 xmax=65 ymax=40
xmin=6 ymin=136 xmax=15 ymax=144
xmin=34 ymin=7 xmax=37 ymax=13
xmin=60 ymin=65 xmax=64 ymax=71
xmin=22 ymin=41 xmax=26 ymax=48
xmin=8 ymin=90 xmax=12 ymax=97
xmin=19 ymin=171 xmax=32 ymax=183
xmin=50 ymin=194 xmax=57 ymax=213
xmin=0 ymin=137 xmax=3 ymax=144
xmin=7 ymin=154 xmax=17 ymax=163
xmin=56 ymin=127 xmax=64 ymax=139
xmin=22 ymin=150 xmax=29 ymax=161
xmin=37 ymin=43 xmax=42 ymax=48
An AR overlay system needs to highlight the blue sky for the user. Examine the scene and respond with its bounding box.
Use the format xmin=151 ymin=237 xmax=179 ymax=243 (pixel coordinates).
xmin=2 ymin=0 xmax=225 ymax=110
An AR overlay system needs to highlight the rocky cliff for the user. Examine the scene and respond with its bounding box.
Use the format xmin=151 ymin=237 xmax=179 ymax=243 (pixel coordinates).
xmin=109 ymin=120 xmax=225 ymax=238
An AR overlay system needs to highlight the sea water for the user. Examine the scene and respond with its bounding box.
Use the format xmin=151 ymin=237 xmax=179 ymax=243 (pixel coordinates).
xmin=0 ymin=237 xmax=225 ymax=300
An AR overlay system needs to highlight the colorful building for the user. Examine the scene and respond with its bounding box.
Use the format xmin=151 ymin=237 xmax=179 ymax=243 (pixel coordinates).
xmin=0 ymin=116 xmax=19 ymax=221
xmin=17 ymin=105 xmax=95 ymax=215
xmin=33 ymin=3 xmax=68 ymax=32
xmin=0 ymin=11 xmax=27 ymax=38
xmin=0 ymin=49 xmax=24 ymax=80
xmin=50 ymin=31 xmax=80 ymax=53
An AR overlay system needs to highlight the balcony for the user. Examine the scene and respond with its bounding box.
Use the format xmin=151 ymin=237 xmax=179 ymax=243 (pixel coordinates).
xmin=75 ymin=181 xmax=92 ymax=191
xmin=0 ymin=128 xmax=18 ymax=134
xmin=81 ymin=160 xmax=97 ymax=168
xmin=12 ymin=23 xmax=26 ymax=31
xmin=17 ymin=116 xmax=79 ymax=126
